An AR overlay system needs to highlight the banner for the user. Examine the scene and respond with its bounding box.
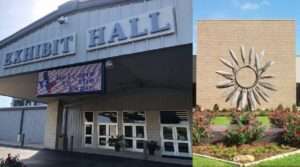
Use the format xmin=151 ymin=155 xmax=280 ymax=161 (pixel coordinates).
xmin=36 ymin=63 xmax=103 ymax=96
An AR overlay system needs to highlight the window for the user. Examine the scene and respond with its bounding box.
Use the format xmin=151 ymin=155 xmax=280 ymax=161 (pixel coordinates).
xmin=84 ymin=112 xmax=93 ymax=146
xmin=97 ymin=112 xmax=117 ymax=123
xmin=297 ymin=84 xmax=300 ymax=106
xmin=85 ymin=112 xmax=93 ymax=122
xmin=123 ymin=112 xmax=145 ymax=123
xmin=160 ymin=111 xmax=188 ymax=125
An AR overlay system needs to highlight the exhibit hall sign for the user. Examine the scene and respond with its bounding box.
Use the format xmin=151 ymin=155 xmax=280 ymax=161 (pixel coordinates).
xmin=36 ymin=63 xmax=103 ymax=96
xmin=3 ymin=6 xmax=175 ymax=68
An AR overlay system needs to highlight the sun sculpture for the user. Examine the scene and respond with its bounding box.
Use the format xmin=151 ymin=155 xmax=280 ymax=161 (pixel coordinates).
xmin=216 ymin=45 xmax=276 ymax=111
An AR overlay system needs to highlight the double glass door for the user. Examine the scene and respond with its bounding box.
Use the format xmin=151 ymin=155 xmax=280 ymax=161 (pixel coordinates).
xmin=124 ymin=124 xmax=146 ymax=152
xmin=98 ymin=124 xmax=118 ymax=148
xmin=161 ymin=125 xmax=191 ymax=157
xmin=97 ymin=112 xmax=118 ymax=149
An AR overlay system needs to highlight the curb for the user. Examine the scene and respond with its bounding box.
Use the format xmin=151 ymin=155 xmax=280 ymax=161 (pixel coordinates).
xmin=193 ymin=149 xmax=300 ymax=167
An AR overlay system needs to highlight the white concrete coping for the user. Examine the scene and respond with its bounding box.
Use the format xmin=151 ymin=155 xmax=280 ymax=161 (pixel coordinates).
xmin=194 ymin=149 xmax=300 ymax=167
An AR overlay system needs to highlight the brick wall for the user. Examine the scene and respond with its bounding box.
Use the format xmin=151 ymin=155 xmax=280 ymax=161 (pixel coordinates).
xmin=197 ymin=20 xmax=296 ymax=109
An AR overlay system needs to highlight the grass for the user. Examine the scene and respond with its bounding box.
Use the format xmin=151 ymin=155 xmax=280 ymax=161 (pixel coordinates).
xmin=251 ymin=153 xmax=300 ymax=167
xmin=193 ymin=154 xmax=300 ymax=167
xmin=212 ymin=117 xmax=231 ymax=125
xmin=193 ymin=156 xmax=234 ymax=167
xmin=212 ymin=116 xmax=270 ymax=126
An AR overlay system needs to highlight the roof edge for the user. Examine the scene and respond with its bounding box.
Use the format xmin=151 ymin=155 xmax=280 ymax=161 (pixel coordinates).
xmin=0 ymin=0 xmax=143 ymax=49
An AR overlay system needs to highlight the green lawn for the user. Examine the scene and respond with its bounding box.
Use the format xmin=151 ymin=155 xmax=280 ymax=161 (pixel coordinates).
xmin=193 ymin=154 xmax=300 ymax=167
xmin=193 ymin=156 xmax=234 ymax=167
xmin=212 ymin=116 xmax=270 ymax=126
xmin=251 ymin=154 xmax=300 ymax=167
xmin=212 ymin=117 xmax=231 ymax=125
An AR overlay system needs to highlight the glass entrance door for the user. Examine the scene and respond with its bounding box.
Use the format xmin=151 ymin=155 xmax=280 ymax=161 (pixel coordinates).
xmin=160 ymin=111 xmax=191 ymax=157
xmin=123 ymin=111 xmax=146 ymax=152
xmin=124 ymin=125 xmax=146 ymax=152
xmin=97 ymin=112 xmax=118 ymax=149
xmin=98 ymin=124 xmax=118 ymax=148
xmin=161 ymin=125 xmax=191 ymax=157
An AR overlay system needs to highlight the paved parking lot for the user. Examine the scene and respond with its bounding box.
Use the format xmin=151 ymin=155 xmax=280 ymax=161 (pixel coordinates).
xmin=0 ymin=145 xmax=191 ymax=167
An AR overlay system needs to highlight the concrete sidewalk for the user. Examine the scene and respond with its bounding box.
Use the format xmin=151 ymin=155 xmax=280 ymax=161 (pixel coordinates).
xmin=0 ymin=146 xmax=191 ymax=167
xmin=0 ymin=140 xmax=43 ymax=149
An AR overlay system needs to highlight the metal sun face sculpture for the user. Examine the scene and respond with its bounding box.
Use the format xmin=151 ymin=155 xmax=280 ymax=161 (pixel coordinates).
xmin=216 ymin=45 xmax=277 ymax=111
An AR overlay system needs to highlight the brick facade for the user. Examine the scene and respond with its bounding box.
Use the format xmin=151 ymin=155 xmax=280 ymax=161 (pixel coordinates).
xmin=197 ymin=20 xmax=296 ymax=109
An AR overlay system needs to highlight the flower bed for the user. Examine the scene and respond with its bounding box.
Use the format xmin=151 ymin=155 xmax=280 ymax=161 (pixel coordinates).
xmin=193 ymin=143 xmax=297 ymax=162
xmin=193 ymin=104 xmax=300 ymax=164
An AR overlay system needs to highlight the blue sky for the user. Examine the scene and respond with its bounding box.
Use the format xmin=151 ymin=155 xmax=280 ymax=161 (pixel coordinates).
xmin=0 ymin=0 xmax=69 ymax=107
xmin=193 ymin=0 xmax=300 ymax=55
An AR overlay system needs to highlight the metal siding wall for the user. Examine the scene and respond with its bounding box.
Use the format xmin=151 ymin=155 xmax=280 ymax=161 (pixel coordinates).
xmin=22 ymin=109 xmax=46 ymax=144
xmin=67 ymin=108 xmax=83 ymax=148
xmin=0 ymin=111 xmax=21 ymax=141
xmin=0 ymin=0 xmax=192 ymax=77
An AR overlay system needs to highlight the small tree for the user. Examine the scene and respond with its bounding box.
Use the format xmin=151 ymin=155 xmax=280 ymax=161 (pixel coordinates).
xmin=292 ymin=104 xmax=298 ymax=113
xmin=213 ymin=104 xmax=219 ymax=112
xmin=277 ymin=104 xmax=284 ymax=110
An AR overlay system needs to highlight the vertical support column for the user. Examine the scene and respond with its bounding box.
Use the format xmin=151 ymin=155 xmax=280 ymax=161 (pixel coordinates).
xmin=44 ymin=101 xmax=63 ymax=149
xmin=93 ymin=111 xmax=98 ymax=148
xmin=146 ymin=111 xmax=161 ymax=155
xmin=188 ymin=110 xmax=193 ymax=156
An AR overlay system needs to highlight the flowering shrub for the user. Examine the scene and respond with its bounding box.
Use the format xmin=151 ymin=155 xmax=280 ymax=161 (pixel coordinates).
xmin=192 ymin=106 xmax=216 ymax=145
xmin=224 ymin=113 xmax=264 ymax=146
xmin=0 ymin=154 xmax=26 ymax=167
xmin=269 ymin=109 xmax=300 ymax=147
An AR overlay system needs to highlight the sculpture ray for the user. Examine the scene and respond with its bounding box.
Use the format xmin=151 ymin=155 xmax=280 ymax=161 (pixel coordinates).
xmin=225 ymin=87 xmax=238 ymax=102
xmin=249 ymin=46 xmax=254 ymax=66
xmin=260 ymin=75 xmax=275 ymax=79
xmin=229 ymin=49 xmax=239 ymax=66
xmin=255 ymin=87 xmax=268 ymax=102
xmin=240 ymin=45 xmax=246 ymax=64
xmin=260 ymin=60 xmax=273 ymax=75
xmin=220 ymin=58 xmax=234 ymax=69
xmin=256 ymin=86 xmax=269 ymax=97
xmin=259 ymin=82 xmax=277 ymax=91
xmin=216 ymin=80 xmax=234 ymax=88
xmin=252 ymin=88 xmax=261 ymax=105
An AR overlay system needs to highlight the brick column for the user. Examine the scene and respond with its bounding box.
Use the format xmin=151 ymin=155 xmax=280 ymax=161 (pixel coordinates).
xmin=44 ymin=101 xmax=63 ymax=149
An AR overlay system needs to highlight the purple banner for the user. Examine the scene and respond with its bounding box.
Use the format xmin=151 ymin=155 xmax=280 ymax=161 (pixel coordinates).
xmin=37 ymin=63 xmax=103 ymax=96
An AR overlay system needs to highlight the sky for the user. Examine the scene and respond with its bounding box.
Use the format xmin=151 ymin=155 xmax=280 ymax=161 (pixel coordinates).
xmin=193 ymin=0 xmax=300 ymax=55
xmin=0 ymin=0 xmax=69 ymax=107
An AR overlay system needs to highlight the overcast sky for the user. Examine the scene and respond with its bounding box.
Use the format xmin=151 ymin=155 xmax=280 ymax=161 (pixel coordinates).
xmin=0 ymin=0 xmax=69 ymax=107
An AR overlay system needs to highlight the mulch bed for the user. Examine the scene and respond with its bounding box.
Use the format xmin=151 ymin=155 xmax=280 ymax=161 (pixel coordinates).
xmin=193 ymin=143 xmax=297 ymax=162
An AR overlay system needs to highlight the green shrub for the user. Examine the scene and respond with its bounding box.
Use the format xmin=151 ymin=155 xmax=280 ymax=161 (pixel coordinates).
xmin=269 ymin=109 xmax=300 ymax=147
xmin=224 ymin=113 xmax=264 ymax=146
xmin=277 ymin=104 xmax=284 ymax=110
xmin=192 ymin=108 xmax=216 ymax=145
xmin=213 ymin=104 xmax=219 ymax=112
xmin=292 ymin=104 xmax=298 ymax=113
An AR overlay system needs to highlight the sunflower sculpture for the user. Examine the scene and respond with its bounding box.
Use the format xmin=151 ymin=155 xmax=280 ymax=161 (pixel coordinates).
xmin=216 ymin=45 xmax=276 ymax=111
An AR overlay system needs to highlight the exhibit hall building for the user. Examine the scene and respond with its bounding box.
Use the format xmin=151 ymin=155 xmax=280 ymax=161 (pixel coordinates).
xmin=196 ymin=20 xmax=297 ymax=110
xmin=0 ymin=0 xmax=193 ymax=159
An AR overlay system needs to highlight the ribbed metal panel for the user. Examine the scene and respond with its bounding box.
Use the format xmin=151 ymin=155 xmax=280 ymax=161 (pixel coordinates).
xmin=0 ymin=0 xmax=192 ymax=77
xmin=0 ymin=110 xmax=21 ymax=141
xmin=0 ymin=107 xmax=46 ymax=144
xmin=67 ymin=108 xmax=83 ymax=148
xmin=22 ymin=109 xmax=46 ymax=144
xmin=76 ymin=88 xmax=193 ymax=111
